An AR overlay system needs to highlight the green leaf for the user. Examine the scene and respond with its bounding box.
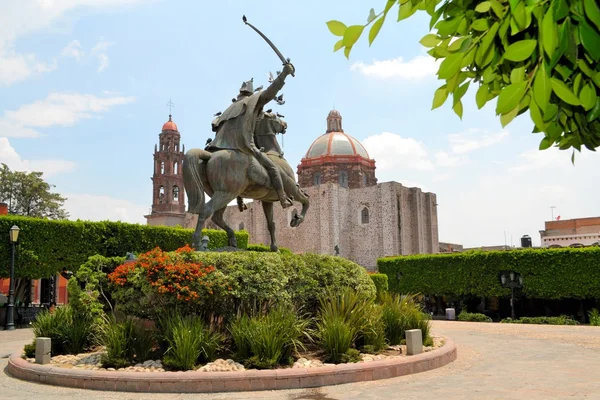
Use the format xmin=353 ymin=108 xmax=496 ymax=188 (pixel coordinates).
xmin=543 ymin=103 xmax=559 ymax=122
xmin=573 ymin=73 xmax=583 ymax=95
xmin=429 ymin=5 xmax=446 ymax=30
xmin=420 ymin=34 xmax=441 ymax=48
xmin=398 ymin=2 xmax=415 ymax=21
xmin=562 ymin=18 xmax=578 ymax=65
xmin=500 ymin=106 xmax=519 ymax=127
xmin=344 ymin=46 xmax=352 ymax=59
xmin=580 ymin=83 xmax=597 ymax=110
xmin=584 ymin=0 xmax=600 ymax=31
xmin=542 ymin=8 xmax=558 ymax=59
xmin=453 ymin=99 xmax=464 ymax=119
xmin=453 ymin=81 xmax=470 ymax=105
xmin=539 ymin=136 xmax=553 ymax=150
xmin=490 ymin=0 xmax=506 ymax=18
xmin=472 ymin=18 xmax=490 ymax=31
xmin=437 ymin=53 xmax=465 ymax=79
xmin=384 ymin=0 xmax=396 ymax=14
xmin=343 ymin=25 xmax=365 ymax=48
xmin=475 ymin=22 xmax=500 ymax=67
xmin=504 ymin=40 xmax=537 ymax=61
xmin=476 ymin=84 xmax=490 ymax=109
xmin=327 ymin=20 xmax=347 ymax=36
xmin=333 ymin=39 xmax=344 ymax=52
xmin=529 ymin=98 xmax=546 ymax=130
xmin=579 ymin=60 xmax=595 ymax=78
xmin=496 ymin=81 xmax=527 ymax=114
xmin=368 ymin=8 xmax=377 ymax=23
xmin=448 ymin=36 xmax=469 ymax=52
xmin=551 ymin=78 xmax=581 ymax=105
xmin=461 ymin=47 xmax=476 ymax=66
xmin=533 ymin=63 xmax=552 ymax=110
xmin=578 ymin=20 xmax=600 ymax=62
xmin=476 ymin=1 xmax=492 ymax=12
xmin=510 ymin=66 xmax=525 ymax=83
xmin=432 ymin=85 xmax=450 ymax=109
xmin=587 ymin=98 xmax=600 ymax=121
xmin=553 ymin=0 xmax=569 ymax=21
xmin=512 ymin=1 xmax=527 ymax=32
xmin=369 ymin=17 xmax=385 ymax=46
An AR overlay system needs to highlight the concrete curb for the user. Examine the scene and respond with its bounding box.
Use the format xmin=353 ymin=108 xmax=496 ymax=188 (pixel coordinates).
xmin=7 ymin=335 xmax=457 ymax=393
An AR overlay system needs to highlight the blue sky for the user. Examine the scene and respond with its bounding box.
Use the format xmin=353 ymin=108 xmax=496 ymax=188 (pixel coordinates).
xmin=1 ymin=0 xmax=598 ymax=248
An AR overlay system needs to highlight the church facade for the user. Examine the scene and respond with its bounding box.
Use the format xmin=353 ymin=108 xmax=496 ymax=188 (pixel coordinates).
xmin=147 ymin=110 xmax=439 ymax=269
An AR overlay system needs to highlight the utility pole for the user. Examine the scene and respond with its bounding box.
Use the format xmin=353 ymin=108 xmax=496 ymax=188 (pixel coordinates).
xmin=550 ymin=206 xmax=556 ymax=221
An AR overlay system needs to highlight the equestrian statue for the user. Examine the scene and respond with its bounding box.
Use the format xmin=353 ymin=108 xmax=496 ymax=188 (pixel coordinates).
xmin=182 ymin=16 xmax=309 ymax=251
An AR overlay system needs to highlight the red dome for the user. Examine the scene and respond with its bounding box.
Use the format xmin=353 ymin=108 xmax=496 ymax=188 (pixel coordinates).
xmin=162 ymin=115 xmax=178 ymax=131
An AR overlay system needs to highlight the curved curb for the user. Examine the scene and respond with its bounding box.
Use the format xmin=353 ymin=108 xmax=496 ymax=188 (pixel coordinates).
xmin=7 ymin=336 xmax=457 ymax=393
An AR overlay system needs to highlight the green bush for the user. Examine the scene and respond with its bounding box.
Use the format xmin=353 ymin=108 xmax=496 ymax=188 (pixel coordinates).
xmin=23 ymin=341 xmax=36 ymax=358
xmin=458 ymin=310 xmax=493 ymax=323
xmin=31 ymin=305 xmax=95 ymax=355
xmin=361 ymin=303 xmax=387 ymax=353
xmin=247 ymin=243 xmax=293 ymax=255
xmin=378 ymin=247 xmax=600 ymax=300
xmin=99 ymin=317 xmax=134 ymax=368
xmin=316 ymin=316 xmax=354 ymax=364
xmin=232 ymin=306 xmax=310 ymax=369
xmin=379 ymin=293 xmax=432 ymax=346
xmin=589 ymin=309 xmax=600 ymax=326
xmin=500 ymin=316 xmax=579 ymax=325
xmin=0 ymin=215 xmax=248 ymax=280
xmin=369 ymin=273 xmax=389 ymax=298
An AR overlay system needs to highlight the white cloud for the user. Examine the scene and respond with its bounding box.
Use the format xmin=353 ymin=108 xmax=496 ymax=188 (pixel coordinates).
xmin=435 ymin=151 xmax=466 ymax=167
xmin=91 ymin=39 xmax=114 ymax=72
xmin=363 ymin=132 xmax=434 ymax=171
xmin=350 ymin=55 xmax=438 ymax=80
xmin=448 ymin=128 xmax=509 ymax=154
xmin=0 ymin=91 xmax=135 ymax=136
xmin=64 ymin=193 xmax=148 ymax=224
xmin=0 ymin=46 xmax=57 ymax=86
xmin=61 ymin=40 xmax=84 ymax=61
xmin=0 ymin=137 xmax=76 ymax=177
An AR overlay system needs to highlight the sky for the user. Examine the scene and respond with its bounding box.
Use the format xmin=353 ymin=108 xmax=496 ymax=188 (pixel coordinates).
xmin=0 ymin=0 xmax=598 ymax=248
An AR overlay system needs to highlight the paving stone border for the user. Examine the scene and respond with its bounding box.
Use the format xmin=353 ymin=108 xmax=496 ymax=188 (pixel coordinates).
xmin=7 ymin=336 xmax=456 ymax=393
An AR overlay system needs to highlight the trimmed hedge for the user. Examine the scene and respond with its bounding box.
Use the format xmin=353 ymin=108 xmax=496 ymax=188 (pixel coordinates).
xmin=247 ymin=243 xmax=293 ymax=255
xmin=457 ymin=311 xmax=492 ymax=322
xmin=500 ymin=316 xmax=579 ymax=325
xmin=378 ymin=247 xmax=600 ymax=300
xmin=369 ymin=273 xmax=389 ymax=296
xmin=0 ymin=215 xmax=248 ymax=279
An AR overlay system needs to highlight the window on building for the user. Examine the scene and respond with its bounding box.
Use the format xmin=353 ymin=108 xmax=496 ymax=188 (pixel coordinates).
xmin=239 ymin=222 xmax=245 ymax=231
xmin=174 ymin=161 xmax=179 ymax=175
xmin=314 ymin=172 xmax=322 ymax=185
xmin=160 ymin=161 xmax=165 ymax=174
xmin=362 ymin=174 xmax=367 ymax=187
xmin=173 ymin=186 xmax=179 ymax=201
xmin=159 ymin=186 xmax=165 ymax=203
xmin=339 ymin=171 xmax=348 ymax=187
xmin=361 ymin=207 xmax=369 ymax=224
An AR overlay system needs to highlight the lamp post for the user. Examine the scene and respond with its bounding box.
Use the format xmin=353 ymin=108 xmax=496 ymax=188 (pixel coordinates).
xmin=5 ymin=225 xmax=20 ymax=331
xmin=500 ymin=271 xmax=523 ymax=320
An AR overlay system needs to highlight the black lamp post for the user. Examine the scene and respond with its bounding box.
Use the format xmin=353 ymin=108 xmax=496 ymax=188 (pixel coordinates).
xmin=5 ymin=225 xmax=20 ymax=331
xmin=500 ymin=271 xmax=523 ymax=320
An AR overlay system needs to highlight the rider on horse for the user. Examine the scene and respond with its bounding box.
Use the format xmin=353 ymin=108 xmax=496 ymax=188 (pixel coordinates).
xmin=207 ymin=63 xmax=295 ymax=209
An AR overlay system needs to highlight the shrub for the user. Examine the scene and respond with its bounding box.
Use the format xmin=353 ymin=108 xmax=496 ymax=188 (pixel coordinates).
xmin=23 ymin=341 xmax=36 ymax=358
xmin=247 ymin=243 xmax=293 ymax=255
xmin=369 ymin=273 xmax=389 ymax=298
xmin=99 ymin=317 xmax=133 ymax=368
xmin=0 ymin=215 xmax=248 ymax=281
xmin=589 ymin=309 xmax=600 ymax=326
xmin=378 ymin=247 xmax=600 ymax=300
xmin=361 ymin=303 xmax=387 ymax=353
xmin=500 ymin=316 xmax=579 ymax=325
xmin=458 ymin=310 xmax=492 ymax=323
xmin=31 ymin=305 xmax=95 ymax=355
xmin=229 ymin=314 xmax=252 ymax=360
xmin=231 ymin=306 xmax=310 ymax=369
xmin=316 ymin=316 xmax=354 ymax=363
xmin=379 ymin=292 xmax=432 ymax=346
xmin=340 ymin=348 xmax=361 ymax=363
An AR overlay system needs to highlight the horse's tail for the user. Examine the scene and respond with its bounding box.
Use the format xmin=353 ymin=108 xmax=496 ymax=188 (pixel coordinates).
xmin=183 ymin=149 xmax=212 ymax=214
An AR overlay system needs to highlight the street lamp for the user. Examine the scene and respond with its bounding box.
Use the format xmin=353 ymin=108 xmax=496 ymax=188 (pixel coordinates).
xmin=5 ymin=225 xmax=20 ymax=331
xmin=499 ymin=271 xmax=523 ymax=320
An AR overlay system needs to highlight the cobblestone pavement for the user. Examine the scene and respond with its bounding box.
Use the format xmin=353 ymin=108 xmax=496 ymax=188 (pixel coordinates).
xmin=2 ymin=321 xmax=600 ymax=399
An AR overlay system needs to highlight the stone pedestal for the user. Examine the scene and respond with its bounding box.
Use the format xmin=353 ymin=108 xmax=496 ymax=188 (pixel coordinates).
xmin=446 ymin=308 xmax=456 ymax=320
xmin=35 ymin=337 xmax=51 ymax=365
xmin=405 ymin=329 xmax=422 ymax=355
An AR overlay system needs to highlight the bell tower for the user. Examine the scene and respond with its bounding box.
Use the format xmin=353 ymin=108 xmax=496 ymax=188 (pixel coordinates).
xmin=145 ymin=113 xmax=186 ymax=227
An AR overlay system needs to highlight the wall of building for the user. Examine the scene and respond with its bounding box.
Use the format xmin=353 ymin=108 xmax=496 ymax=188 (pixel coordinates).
xmin=540 ymin=217 xmax=600 ymax=247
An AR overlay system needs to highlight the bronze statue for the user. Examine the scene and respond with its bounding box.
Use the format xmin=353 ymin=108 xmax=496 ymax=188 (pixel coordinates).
xmin=183 ymin=16 xmax=309 ymax=251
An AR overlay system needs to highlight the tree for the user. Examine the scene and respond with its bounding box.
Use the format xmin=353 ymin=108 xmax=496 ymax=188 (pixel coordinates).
xmin=0 ymin=164 xmax=69 ymax=219
xmin=327 ymin=0 xmax=600 ymax=158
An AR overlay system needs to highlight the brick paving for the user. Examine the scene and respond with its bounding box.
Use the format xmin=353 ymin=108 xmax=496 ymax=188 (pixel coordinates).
xmin=1 ymin=321 xmax=600 ymax=399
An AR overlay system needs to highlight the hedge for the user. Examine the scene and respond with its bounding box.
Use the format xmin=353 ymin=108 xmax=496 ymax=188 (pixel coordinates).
xmin=0 ymin=215 xmax=248 ymax=279
xmin=247 ymin=243 xmax=293 ymax=255
xmin=369 ymin=273 xmax=388 ymax=297
xmin=378 ymin=247 xmax=600 ymax=300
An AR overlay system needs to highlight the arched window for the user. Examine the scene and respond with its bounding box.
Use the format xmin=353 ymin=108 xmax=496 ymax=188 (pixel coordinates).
xmin=239 ymin=222 xmax=245 ymax=231
xmin=361 ymin=207 xmax=369 ymax=224
xmin=339 ymin=171 xmax=348 ymax=188
xmin=173 ymin=186 xmax=179 ymax=201
xmin=173 ymin=161 xmax=179 ymax=175
xmin=159 ymin=186 xmax=165 ymax=203
xmin=160 ymin=161 xmax=165 ymax=174
xmin=313 ymin=172 xmax=322 ymax=185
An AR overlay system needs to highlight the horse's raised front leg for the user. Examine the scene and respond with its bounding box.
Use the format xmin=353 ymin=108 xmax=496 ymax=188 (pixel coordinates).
xmin=211 ymin=207 xmax=237 ymax=248
xmin=261 ymin=201 xmax=278 ymax=252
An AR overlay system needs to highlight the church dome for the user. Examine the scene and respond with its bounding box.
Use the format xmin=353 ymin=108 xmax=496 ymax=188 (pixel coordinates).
xmin=304 ymin=110 xmax=370 ymax=159
xmin=162 ymin=115 xmax=178 ymax=132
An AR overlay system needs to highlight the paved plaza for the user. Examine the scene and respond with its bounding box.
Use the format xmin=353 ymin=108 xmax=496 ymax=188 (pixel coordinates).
xmin=2 ymin=321 xmax=600 ymax=399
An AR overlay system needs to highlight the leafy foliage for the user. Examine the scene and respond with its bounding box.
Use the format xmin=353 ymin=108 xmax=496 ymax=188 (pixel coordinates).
xmin=379 ymin=292 xmax=433 ymax=345
xmin=31 ymin=305 xmax=95 ymax=355
xmin=457 ymin=310 xmax=493 ymax=322
xmin=327 ymin=0 xmax=600 ymax=154
xmin=500 ymin=315 xmax=579 ymax=324
xmin=0 ymin=164 xmax=68 ymax=219
xmin=378 ymin=247 xmax=600 ymax=299
xmin=0 ymin=214 xmax=248 ymax=280
xmin=588 ymin=308 xmax=600 ymax=326
xmin=247 ymin=243 xmax=293 ymax=255
xmin=369 ymin=273 xmax=389 ymax=298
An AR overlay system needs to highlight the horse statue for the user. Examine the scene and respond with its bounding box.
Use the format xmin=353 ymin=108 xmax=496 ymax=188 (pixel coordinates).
xmin=183 ymin=112 xmax=309 ymax=251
